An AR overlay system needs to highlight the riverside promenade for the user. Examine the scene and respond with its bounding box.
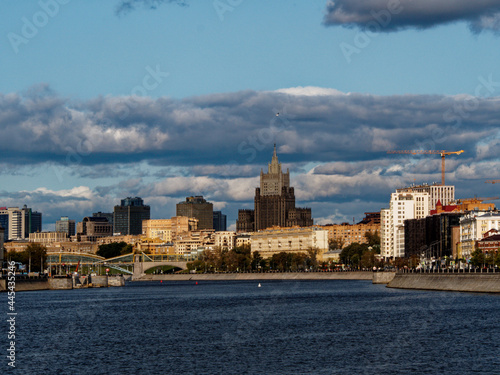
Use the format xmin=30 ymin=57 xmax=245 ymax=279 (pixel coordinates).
xmin=136 ymin=271 xmax=374 ymax=281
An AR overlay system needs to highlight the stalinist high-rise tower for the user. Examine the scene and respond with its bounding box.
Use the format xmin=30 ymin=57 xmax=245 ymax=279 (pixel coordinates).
xmin=237 ymin=145 xmax=313 ymax=232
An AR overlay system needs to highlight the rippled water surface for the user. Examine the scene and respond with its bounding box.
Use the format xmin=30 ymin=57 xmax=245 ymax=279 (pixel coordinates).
xmin=2 ymin=280 xmax=499 ymax=374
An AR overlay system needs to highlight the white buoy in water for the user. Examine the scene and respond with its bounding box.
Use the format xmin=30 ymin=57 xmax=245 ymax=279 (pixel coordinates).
xmin=258 ymin=283 xmax=261 ymax=288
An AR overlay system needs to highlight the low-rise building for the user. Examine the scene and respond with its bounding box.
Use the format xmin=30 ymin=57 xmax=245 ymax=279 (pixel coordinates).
xmin=142 ymin=216 xmax=198 ymax=241
xmin=476 ymin=230 xmax=500 ymax=256
xmin=235 ymin=234 xmax=251 ymax=248
xmin=4 ymin=241 xmax=30 ymax=253
xmin=250 ymin=227 xmax=328 ymax=260
xmin=29 ymin=231 xmax=69 ymax=244
xmin=319 ymin=221 xmax=379 ymax=248
xmin=460 ymin=211 xmax=500 ymax=260
xmin=46 ymin=241 xmax=98 ymax=254
xmin=214 ymin=231 xmax=236 ymax=250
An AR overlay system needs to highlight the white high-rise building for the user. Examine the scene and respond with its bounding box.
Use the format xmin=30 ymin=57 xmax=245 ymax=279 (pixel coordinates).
xmin=0 ymin=206 xmax=42 ymax=240
xmin=381 ymin=191 xmax=430 ymax=259
xmin=396 ymin=184 xmax=454 ymax=213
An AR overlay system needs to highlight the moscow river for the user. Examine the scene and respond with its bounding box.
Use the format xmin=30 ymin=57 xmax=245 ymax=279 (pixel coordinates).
xmin=2 ymin=280 xmax=499 ymax=374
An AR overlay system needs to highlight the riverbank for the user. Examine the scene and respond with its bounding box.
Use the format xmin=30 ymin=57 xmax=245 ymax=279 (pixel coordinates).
xmin=387 ymin=273 xmax=500 ymax=293
xmin=135 ymin=271 xmax=374 ymax=281
xmin=0 ymin=275 xmax=126 ymax=292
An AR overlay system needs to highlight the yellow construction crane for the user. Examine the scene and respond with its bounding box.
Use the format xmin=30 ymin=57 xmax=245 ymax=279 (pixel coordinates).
xmin=387 ymin=150 xmax=464 ymax=186
xmin=485 ymin=180 xmax=500 ymax=184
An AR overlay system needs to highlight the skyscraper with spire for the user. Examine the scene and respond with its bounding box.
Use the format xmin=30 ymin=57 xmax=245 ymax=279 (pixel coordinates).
xmin=237 ymin=145 xmax=313 ymax=232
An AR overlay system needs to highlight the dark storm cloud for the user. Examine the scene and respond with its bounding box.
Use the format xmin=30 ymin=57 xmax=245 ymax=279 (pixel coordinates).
xmin=115 ymin=0 xmax=188 ymax=15
xmin=2 ymin=85 xmax=500 ymax=174
xmin=323 ymin=0 xmax=500 ymax=33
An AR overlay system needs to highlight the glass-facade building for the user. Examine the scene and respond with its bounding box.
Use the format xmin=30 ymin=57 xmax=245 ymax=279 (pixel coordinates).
xmin=113 ymin=197 xmax=150 ymax=235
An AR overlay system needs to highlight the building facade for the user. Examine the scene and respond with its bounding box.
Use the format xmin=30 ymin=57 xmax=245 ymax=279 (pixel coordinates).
xmin=380 ymin=191 xmax=430 ymax=259
xmin=93 ymin=212 xmax=114 ymax=226
xmin=237 ymin=145 xmax=313 ymax=232
xmin=236 ymin=210 xmax=254 ymax=232
xmin=250 ymin=227 xmax=328 ymax=260
xmin=29 ymin=231 xmax=69 ymax=244
xmin=404 ymin=213 xmax=462 ymax=259
xmin=176 ymin=196 xmax=213 ymax=230
xmin=214 ymin=231 xmax=236 ymax=250
xmin=0 ymin=206 xmax=42 ymax=240
xmin=114 ymin=197 xmax=151 ymax=235
xmin=396 ymin=184 xmax=454 ymax=213
xmin=213 ymin=211 xmax=227 ymax=232
xmin=142 ymin=216 xmax=198 ymax=242
xmin=319 ymin=221 xmax=380 ymax=249
xmin=476 ymin=231 xmax=500 ymax=256
xmin=76 ymin=217 xmax=113 ymax=242
xmin=460 ymin=212 xmax=500 ymax=260
xmin=55 ymin=216 xmax=76 ymax=238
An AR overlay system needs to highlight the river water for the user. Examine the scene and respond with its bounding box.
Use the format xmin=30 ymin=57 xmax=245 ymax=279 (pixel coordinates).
xmin=2 ymin=280 xmax=499 ymax=374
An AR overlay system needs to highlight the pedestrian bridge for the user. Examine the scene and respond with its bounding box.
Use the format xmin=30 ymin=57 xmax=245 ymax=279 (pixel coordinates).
xmin=47 ymin=252 xmax=188 ymax=278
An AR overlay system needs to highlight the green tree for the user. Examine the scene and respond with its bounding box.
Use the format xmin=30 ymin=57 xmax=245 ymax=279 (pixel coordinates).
xmin=122 ymin=244 xmax=134 ymax=254
xmin=6 ymin=250 xmax=26 ymax=265
xmin=340 ymin=242 xmax=368 ymax=267
xmin=251 ymin=251 xmax=264 ymax=270
xmin=361 ymin=250 xmax=376 ymax=269
xmin=494 ymin=252 xmax=500 ymax=267
xmin=25 ymin=243 xmax=47 ymax=272
xmin=365 ymin=230 xmax=380 ymax=247
xmin=187 ymin=259 xmax=204 ymax=272
xmin=470 ymin=249 xmax=485 ymax=267
xmin=329 ymin=238 xmax=344 ymax=250
xmin=307 ymin=248 xmax=319 ymax=270
xmin=97 ymin=242 xmax=129 ymax=259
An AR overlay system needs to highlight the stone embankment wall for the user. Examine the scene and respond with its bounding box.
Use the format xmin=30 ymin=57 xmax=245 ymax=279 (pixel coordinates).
xmin=136 ymin=272 xmax=374 ymax=281
xmin=108 ymin=275 xmax=125 ymax=287
xmin=387 ymin=273 xmax=500 ymax=293
xmin=48 ymin=278 xmax=73 ymax=290
xmin=372 ymin=272 xmax=396 ymax=284
xmin=0 ymin=275 xmax=125 ymax=292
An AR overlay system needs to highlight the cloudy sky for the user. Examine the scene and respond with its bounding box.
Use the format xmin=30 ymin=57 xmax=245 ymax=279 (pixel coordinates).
xmin=1 ymin=0 xmax=500 ymax=230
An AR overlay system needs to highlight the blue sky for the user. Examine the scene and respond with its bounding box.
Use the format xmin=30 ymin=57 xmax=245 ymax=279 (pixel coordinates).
xmin=1 ymin=0 xmax=500 ymax=229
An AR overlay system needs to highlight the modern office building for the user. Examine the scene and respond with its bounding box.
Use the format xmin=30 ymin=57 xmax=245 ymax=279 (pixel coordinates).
xmin=213 ymin=211 xmax=227 ymax=232
xmin=55 ymin=216 xmax=76 ymax=238
xmin=237 ymin=145 xmax=313 ymax=232
xmin=0 ymin=211 xmax=8 ymax=240
xmin=176 ymin=196 xmax=213 ymax=230
xmin=114 ymin=197 xmax=150 ymax=235
xmin=0 ymin=205 xmax=42 ymax=240
xmin=404 ymin=213 xmax=462 ymax=259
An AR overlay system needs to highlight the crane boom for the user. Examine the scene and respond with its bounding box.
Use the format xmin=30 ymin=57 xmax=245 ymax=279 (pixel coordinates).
xmin=387 ymin=150 xmax=464 ymax=186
